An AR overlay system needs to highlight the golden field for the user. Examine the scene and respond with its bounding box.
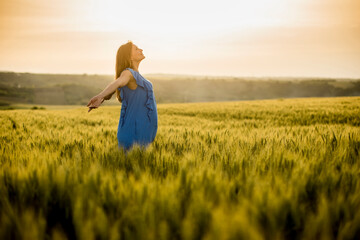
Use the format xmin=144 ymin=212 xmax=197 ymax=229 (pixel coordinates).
xmin=1 ymin=97 xmax=359 ymax=240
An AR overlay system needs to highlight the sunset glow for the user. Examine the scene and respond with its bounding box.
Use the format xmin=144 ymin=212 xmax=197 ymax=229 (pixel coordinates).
xmin=0 ymin=0 xmax=359 ymax=78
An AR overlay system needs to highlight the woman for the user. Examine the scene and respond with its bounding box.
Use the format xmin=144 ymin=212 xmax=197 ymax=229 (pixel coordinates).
xmin=87 ymin=41 xmax=158 ymax=152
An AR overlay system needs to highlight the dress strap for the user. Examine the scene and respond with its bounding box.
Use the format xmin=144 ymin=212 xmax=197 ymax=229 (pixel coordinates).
xmin=125 ymin=68 xmax=145 ymax=88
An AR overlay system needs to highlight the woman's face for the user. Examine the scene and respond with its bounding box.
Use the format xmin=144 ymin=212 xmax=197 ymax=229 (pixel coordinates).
xmin=131 ymin=44 xmax=145 ymax=62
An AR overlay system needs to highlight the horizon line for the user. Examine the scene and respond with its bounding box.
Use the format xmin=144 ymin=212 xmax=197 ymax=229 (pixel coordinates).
xmin=0 ymin=70 xmax=359 ymax=80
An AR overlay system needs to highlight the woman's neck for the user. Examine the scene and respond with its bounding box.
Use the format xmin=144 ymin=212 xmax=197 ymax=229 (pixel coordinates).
xmin=131 ymin=61 xmax=140 ymax=73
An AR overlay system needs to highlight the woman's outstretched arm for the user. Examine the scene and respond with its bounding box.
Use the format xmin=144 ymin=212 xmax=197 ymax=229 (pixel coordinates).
xmin=87 ymin=70 xmax=132 ymax=112
xmin=98 ymin=70 xmax=132 ymax=99
xmin=103 ymin=92 xmax=114 ymax=100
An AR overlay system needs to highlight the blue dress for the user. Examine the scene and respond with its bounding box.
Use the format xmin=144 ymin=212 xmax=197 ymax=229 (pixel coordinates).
xmin=117 ymin=67 xmax=158 ymax=151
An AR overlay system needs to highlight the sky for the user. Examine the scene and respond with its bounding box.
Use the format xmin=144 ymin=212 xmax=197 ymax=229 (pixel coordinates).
xmin=0 ymin=0 xmax=359 ymax=78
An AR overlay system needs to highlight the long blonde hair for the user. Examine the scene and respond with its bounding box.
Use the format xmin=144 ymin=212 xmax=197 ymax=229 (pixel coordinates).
xmin=115 ymin=40 xmax=133 ymax=103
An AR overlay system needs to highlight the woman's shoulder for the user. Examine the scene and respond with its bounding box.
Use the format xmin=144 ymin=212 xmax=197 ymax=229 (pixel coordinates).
xmin=122 ymin=68 xmax=153 ymax=89
xmin=123 ymin=68 xmax=139 ymax=79
xmin=121 ymin=69 xmax=132 ymax=76
xmin=124 ymin=67 xmax=138 ymax=74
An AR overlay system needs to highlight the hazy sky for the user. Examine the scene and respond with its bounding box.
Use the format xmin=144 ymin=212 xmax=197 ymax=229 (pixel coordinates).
xmin=0 ymin=0 xmax=359 ymax=78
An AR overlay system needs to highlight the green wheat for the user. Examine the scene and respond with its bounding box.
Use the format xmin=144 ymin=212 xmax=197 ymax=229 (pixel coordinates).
xmin=0 ymin=96 xmax=359 ymax=240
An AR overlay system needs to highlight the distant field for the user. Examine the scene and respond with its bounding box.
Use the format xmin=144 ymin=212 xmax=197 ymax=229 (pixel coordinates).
xmin=0 ymin=97 xmax=359 ymax=239
xmin=1 ymin=71 xmax=359 ymax=106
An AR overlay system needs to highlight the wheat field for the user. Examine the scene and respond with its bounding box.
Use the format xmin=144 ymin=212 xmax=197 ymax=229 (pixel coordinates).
xmin=1 ymin=97 xmax=359 ymax=240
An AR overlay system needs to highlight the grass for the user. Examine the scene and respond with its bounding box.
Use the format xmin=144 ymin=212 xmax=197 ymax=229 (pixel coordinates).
xmin=0 ymin=96 xmax=359 ymax=240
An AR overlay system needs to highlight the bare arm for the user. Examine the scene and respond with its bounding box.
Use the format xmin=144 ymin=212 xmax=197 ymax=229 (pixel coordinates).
xmin=103 ymin=92 xmax=114 ymax=100
xmin=98 ymin=70 xmax=132 ymax=99
xmin=87 ymin=70 xmax=132 ymax=111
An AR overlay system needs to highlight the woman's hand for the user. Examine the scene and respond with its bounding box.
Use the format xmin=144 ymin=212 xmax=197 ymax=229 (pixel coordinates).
xmin=87 ymin=95 xmax=104 ymax=112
